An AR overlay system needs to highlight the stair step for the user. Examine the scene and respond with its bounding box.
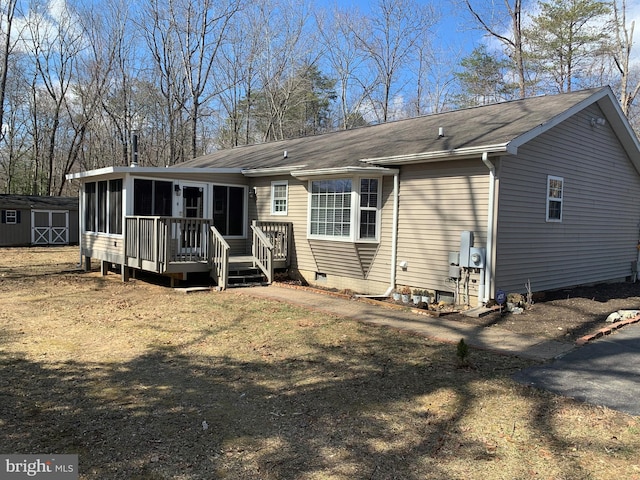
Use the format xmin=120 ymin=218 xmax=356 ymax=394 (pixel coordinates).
xmin=227 ymin=282 xmax=269 ymax=288
xmin=228 ymin=274 xmax=265 ymax=282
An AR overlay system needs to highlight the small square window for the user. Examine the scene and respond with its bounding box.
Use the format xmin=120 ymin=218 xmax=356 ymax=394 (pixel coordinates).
xmin=5 ymin=210 xmax=17 ymax=224
xmin=546 ymin=175 xmax=563 ymax=222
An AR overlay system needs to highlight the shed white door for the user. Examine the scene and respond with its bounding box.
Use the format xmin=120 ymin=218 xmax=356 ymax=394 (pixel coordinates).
xmin=31 ymin=210 xmax=69 ymax=245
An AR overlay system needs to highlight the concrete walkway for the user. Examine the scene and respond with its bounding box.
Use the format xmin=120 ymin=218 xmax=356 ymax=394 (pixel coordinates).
xmin=235 ymin=285 xmax=575 ymax=362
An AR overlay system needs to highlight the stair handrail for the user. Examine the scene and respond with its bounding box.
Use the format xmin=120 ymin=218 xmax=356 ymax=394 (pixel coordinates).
xmin=209 ymin=226 xmax=230 ymax=289
xmin=250 ymin=224 xmax=274 ymax=284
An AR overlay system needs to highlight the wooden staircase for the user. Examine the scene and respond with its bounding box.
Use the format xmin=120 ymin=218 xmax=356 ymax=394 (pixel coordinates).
xmin=227 ymin=255 xmax=268 ymax=287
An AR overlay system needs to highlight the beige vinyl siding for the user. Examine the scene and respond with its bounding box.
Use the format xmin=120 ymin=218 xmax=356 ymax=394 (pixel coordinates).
xmin=395 ymin=160 xmax=489 ymax=295
xmin=251 ymin=174 xmax=394 ymax=293
xmin=495 ymin=104 xmax=640 ymax=293
xmin=251 ymin=176 xmax=312 ymax=270
xmin=81 ymin=232 xmax=125 ymax=264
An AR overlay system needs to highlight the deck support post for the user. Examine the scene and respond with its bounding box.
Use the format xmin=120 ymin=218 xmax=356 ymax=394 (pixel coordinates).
xmin=84 ymin=256 xmax=91 ymax=272
xmin=101 ymin=261 xmax=109 ymax=276
xmin=121 ymin=264 xmax=130 ymax=282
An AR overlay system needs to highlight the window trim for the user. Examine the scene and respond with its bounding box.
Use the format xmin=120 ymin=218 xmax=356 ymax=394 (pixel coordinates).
xmin=307 ymin=176 xmax=382 ymax=242
xmin=546 ymin=175 xmax=564 ymax=222
xmin=357 ymin=178 xmax=381 ymax=241
xmin=270 ymin=180 xmax=289 ymax=216
xmin=212 ymin=183 xmax=248 ymax=239
xmin=84 ymin=179 xmax=123 ymax=235
xmin=4 ymin=209 xmax=17 ymax=224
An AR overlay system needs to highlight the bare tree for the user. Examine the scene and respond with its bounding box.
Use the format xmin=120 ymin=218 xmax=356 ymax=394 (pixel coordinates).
xmin=0 ymin=0 xmax=19 ymax=142
xmin=215 ymin=1 xmax=267 ymax=147
xmin=350 ymin=0 xmax=438 ymax=123
xmin=24 ymin=0 xmax=85 ymax=194
xmin=316 ymin=7 xmax=375 ymax=129
xmin=464 ymin=0 xmax=526 ymax=98
xmin=609 ymin=0 xmax=640 ymax=116
xmin=252 ymin=0 xmax=319 ymax=141
xmin=170 ymin=0 xmax=241 ymax=158
xmin=139 ymin=0 xmax=188 ymax=165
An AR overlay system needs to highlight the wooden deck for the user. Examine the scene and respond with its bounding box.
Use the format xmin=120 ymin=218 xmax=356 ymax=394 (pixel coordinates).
xmin=123 ymin=216 xmax=291 ymax=289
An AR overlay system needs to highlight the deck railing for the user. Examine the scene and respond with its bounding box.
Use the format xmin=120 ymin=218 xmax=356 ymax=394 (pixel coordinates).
xmin=125 ymin=216 xmax=168 ymax=272
xmin=250 ymin=224 xmax=274 ymax=284
xmin=125 ymin=216 xmax=211 ymax=272
xmin=123 ymin=217 xmax=291 ymax=286
xmin=253 ymin=220 xmax=291 ymax=263
xmin=209 ymin=226 xmax=230 ymax=288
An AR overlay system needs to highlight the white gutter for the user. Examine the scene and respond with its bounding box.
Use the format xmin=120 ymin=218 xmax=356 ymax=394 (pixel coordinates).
xmin=385 ymin=171 xmax=400 ymax=296
xmin=481 ymin=152 xmax=496 ymax=305
xmin=291 ymin=166 xmax=398 ymax=179
xmin=241 ymin=165 xmax=308 ymax=177
xmin=360 ymin=143 xmax=513 ymax=166
xmin=66 ymin=166 xmax=243 ymax=180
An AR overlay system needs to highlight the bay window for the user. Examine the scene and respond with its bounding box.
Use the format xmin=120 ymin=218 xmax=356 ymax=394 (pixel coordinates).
xmin=309 ymin=177 xmax=381 ymax=241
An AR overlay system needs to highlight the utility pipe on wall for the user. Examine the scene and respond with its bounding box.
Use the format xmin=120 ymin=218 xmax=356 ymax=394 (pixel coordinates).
xmin=385 ymin=171 xmax=400 ymax=296
xmin=481 ymin=152 xmax=496 ymax=305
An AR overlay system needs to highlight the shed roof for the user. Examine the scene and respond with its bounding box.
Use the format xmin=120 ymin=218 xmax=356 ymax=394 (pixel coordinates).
xmin=0 ymin=195 xmax=78 ymax=210
xmin=178 ymin=86 xmax=640 ymax=173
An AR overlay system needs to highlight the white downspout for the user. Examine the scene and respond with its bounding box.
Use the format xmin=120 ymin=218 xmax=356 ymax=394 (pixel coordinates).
xmin=481 ymin=152 xmax=496 ymax=305
xmin=385 ymin=171 xmax=400 ymax=296
xmin=78 ymin=187 xmax=83 ymax=268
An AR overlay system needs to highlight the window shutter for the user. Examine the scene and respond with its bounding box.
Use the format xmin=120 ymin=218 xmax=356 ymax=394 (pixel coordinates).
xmin=1 ymin=210 xmax=5 ymax=224
xmin=16 ymin=211 xmax=21 ymax=223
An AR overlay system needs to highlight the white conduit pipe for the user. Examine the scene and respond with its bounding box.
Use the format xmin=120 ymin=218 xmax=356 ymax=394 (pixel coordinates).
xmin=384 ymin=171 xmax=400 ymax=296
xmin=481 ymin=152 xmax=496 ymax=305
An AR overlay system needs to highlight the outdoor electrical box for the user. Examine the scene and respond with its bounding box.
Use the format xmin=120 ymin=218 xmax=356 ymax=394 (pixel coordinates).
xmin=459 ymin=231 xmax=473 ymax=267
xmin=448 ymin=251 xmax=460 ymax=278
xmin=468 ymin=247 xmax=486 ymax=269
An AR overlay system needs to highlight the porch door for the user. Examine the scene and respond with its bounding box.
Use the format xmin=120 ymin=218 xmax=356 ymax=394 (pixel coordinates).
xmin=183 ymin=186 xmax=203 ymax=219
xmin=180 ymin=185 xmax=206 ymax=255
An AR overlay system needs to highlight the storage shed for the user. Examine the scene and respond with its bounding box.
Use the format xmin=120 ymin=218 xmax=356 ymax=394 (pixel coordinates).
xmin=0 ymin=195 xmax=79 ymax=246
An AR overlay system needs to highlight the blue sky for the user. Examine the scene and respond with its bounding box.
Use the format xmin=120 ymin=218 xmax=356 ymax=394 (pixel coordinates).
xmin=315 ymin=0 xmax=485 ymax=55
xmin=313 ymin=0 xmax=640 ymax=61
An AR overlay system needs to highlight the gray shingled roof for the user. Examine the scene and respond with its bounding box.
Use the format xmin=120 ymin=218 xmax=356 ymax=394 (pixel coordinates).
xmin=178 ymin=87 xmax=610 ymax=170
xmin=0 ymin=195 xmax=78 ymax=210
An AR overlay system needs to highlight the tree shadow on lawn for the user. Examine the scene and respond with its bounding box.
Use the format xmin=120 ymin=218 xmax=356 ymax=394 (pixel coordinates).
xmin=0 ymin=330 xmax=625 ymax=480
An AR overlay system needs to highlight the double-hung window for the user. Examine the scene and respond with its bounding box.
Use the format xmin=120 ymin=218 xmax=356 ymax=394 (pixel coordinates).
xmin=546 ymin=175 xmax=563 ymax=222
xmin=359 ymin=178 xmax=379 ymax=239
xmin=271 ymin=181 xmax=288 ymax=215
xmin=309 ymin=177 xmax=381 ymax=241
xmin=3 ymin=210 xmax=18 ymax=224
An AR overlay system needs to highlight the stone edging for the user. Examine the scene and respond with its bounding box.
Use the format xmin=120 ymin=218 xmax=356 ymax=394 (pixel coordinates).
xmin=575 ymin=314 xmax=640 ymax=346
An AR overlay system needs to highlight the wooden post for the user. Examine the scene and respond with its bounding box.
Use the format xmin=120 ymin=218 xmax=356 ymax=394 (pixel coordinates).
xmin=84 ymin=256 xmax=91 ymax=272
xmin=121 ymin=264 xmax=130 ymax=282
xmin=100 ymin=261 xmax=109 ymax=276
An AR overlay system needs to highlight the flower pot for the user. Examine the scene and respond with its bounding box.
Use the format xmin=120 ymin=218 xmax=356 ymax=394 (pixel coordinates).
xmin=412 ymin=295 xmax=421 ymax=305
xmin=392 ymin=292 xmax=401 ymax=302
xmin=421 ymin=295 xmax=430 ymax=305
xmin=401 ymin=294 xmax=410 ymax=303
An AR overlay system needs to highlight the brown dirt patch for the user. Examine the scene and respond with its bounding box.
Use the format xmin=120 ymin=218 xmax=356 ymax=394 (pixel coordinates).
xmin=449 ymin=282 xmax=640 ymax=343
xmin=1 ymin=247 xmax=639 ymax=479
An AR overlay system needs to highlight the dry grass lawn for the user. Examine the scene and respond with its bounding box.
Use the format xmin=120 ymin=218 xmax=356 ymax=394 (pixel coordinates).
xmin=0 ymin=246 xmax=639 ymax=479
